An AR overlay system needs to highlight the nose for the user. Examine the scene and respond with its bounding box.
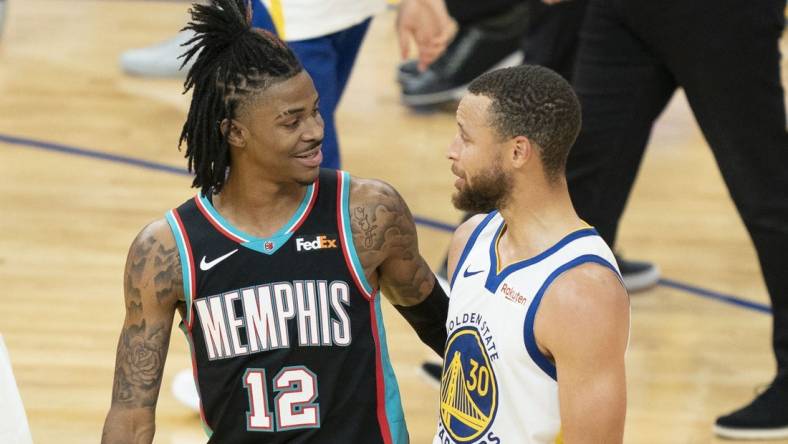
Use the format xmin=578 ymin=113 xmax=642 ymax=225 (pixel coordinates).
xmin=303 ymin=111 xmax=324 ymax=142
xmin=447 ymin=133 xmax=462 ymax=160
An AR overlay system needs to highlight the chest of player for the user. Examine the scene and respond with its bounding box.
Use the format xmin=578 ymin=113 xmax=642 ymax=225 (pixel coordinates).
xmin=193 ymin=230 xmax=345 ymax=292
xmin=448 ymin=271 xmax=543 ymax=359
xmin=169 ymin=171 xmax=371 ymax=360
xmin=190 ymin=228 xmax=371 ymax=356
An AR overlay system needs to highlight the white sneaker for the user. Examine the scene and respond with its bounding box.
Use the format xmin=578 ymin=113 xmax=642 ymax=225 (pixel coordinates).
xmin=120 ymin=29 xmax=198 ymax=78
xmin=171 ymin=368 xmax=201 ymax=413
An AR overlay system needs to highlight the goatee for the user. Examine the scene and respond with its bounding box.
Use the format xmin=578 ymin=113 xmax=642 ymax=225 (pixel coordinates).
xmin=452 ymin=166 xmax=512 ymax=213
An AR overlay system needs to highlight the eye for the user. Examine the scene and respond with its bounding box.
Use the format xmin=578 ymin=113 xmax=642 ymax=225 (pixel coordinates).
xmin=283 ymin=120 xmax=300 ymax=129
xmin=311 ymin=106 xmax=320 ymax=117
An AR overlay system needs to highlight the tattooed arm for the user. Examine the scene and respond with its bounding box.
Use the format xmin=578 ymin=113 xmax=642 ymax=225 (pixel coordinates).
xmin=101 ymin=219 xmax=183 ymax=444
xmin=349 ymin=177 xmax=435 ymax=306
xmin=349 ymin=177 xmax=448 ymax=355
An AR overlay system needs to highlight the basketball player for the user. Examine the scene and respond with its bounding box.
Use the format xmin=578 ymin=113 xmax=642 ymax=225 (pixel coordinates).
xmin=101 ymin=1 xmax=448 ymax=443
xmin=435 ymin=65 xmax=629 ymax=444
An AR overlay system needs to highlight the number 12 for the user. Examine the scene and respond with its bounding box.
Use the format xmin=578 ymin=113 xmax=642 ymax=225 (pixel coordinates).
xmin=243 ymin=366 xmax=320 ymax=432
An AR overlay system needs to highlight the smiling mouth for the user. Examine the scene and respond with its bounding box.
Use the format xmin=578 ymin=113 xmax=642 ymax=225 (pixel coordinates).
xmin=294 ymin=141 xmax=323 ymax=159
xmin=294 ymin=149 xmax=320 ymax=159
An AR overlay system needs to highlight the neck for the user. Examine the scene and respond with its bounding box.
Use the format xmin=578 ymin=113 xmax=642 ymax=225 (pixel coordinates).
xmin=212 ymin=168 xmax=309 ymax=238
xmin=497 ymin=176 xmax=586 ymax=256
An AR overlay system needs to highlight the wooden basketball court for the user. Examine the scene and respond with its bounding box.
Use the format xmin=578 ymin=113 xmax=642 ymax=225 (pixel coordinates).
xmin=1 ymin=1 xmax=786 ymax=442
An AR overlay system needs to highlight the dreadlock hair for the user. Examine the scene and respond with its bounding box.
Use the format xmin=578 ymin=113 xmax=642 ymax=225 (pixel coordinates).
xmin=179 ymin=0 xmax=303 ymax=196
xmin=468 ymin=65 xmax=581 ymax=184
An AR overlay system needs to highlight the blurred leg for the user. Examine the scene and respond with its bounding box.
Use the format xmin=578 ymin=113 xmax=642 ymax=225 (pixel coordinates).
xmin=663 ymin=0 xmax=788 ymax=383
xmin=522 ymin=0 xmax=589 ymax=81
xmin=566 ymin=0 xmax=676 ymax=247
xmin=288 ymin=37 xmax=341 ymax=169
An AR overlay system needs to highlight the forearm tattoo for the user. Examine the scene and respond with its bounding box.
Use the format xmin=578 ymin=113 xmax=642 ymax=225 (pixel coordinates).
xmin=112 ymin=320 xmax=168 ymax=408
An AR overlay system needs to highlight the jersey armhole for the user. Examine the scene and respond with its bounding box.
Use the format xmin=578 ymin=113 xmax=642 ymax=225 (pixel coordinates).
xmin=335 ymin=171 xmax=377 ymax=300
xmin=449 ymin=211 xmax=498 ymax=289
xmin=523 ymin=254 xmax=620 ymax=381
xmin=165 ymin=209 xmax=197 ymax=329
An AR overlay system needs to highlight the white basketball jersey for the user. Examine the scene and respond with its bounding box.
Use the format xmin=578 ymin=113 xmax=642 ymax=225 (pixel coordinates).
xmin=433 ymin=212 xmax=621 ymax=444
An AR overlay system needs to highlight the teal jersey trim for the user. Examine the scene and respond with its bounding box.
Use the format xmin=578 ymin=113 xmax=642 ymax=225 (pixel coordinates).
xmin=166 ymin=210 xmax=194 ymax=325
xmin=339 ymin=171 xmax=375 ymax=295
xmin=374 ymin=295 xmax=409 ymax=444
xmin=196 ymin=182 xmax=316 ymax=255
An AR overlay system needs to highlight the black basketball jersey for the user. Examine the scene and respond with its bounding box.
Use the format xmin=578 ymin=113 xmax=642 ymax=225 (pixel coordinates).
xmin=165 ymin=169 xmax=408 ymax=444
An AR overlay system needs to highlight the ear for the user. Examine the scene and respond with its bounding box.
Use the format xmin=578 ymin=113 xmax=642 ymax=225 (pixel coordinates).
xmin=219 ymin=118 xmax=247 ymax=148
xmin=509 ymin=135 xmax=534 ymax=169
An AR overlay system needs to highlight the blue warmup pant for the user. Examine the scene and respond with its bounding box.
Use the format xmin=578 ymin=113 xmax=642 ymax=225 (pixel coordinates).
xmin=251 ymin=5 xmax=371 ymax=170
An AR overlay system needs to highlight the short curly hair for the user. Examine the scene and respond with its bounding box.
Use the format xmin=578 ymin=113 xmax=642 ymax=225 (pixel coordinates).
xmin=468 ymin=65 xmax=581 ymax=182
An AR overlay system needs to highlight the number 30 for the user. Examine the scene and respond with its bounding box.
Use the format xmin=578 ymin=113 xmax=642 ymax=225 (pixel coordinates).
xmin=243 ymin=366 xmax=320 ymax=431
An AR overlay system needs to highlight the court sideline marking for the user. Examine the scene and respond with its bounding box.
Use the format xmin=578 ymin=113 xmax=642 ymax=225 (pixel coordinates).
xmin=1 ymin=132 xmax=772 ymax=315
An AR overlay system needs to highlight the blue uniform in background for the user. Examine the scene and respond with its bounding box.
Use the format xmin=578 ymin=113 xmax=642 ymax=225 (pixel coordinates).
xmin=251 ymin=2 xmax=378 ymax=170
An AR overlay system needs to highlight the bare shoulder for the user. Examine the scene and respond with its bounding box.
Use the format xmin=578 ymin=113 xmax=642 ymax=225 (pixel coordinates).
xmin=451 ymin=214 xmax=488 ymax=251
xmin=347 ymin=175 xmax=415 ymax=270
xmin=348 ymin=176 xmax=406 ymax=211
xmin=548 ymin=263 xmax=629 ymax=309
xmin=536 ymin=263 xmax=629 ymax=358
xmin=446 ymin=213 xmax=489 ymax=281
xmin=125 ymin=218 xmax=183 ymax=308
xmin=541 ymin=263 xmax=629 ymax=322
xmin=128 ymin=218 xmax=176 ymax=256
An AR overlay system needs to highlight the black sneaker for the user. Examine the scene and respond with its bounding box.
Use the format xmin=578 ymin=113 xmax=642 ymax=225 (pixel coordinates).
xmin=420 ymin=361 xmax=443 ymax=388
xmin=397 ymin=59 xmax=420 ymax=84
xmin=399 ymin=2 xmax=530 ymax=107
xmin=714 ymin=383 xmax=788 ymax=439
xmin=615 ymin=254 xmax=660 ymax=293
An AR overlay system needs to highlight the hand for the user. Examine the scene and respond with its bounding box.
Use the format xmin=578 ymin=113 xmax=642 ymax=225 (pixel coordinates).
xmin=396 ymin=0 xmax=458 ymax=70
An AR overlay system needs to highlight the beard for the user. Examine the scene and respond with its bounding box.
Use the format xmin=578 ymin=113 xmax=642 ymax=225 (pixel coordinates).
xmin=452 ymin=164 xmax=512 ymax=213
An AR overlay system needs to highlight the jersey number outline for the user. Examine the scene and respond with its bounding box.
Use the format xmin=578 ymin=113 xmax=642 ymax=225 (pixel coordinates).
xmin=243 ymin=366 xmax=320 ymax=432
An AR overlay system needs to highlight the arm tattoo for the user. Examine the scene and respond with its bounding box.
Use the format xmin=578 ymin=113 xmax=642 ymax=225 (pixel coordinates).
xmin=153 ymin=243 xmax=182 ymax=304
xmin=350 ymin=180 xmax=433 ymax=305
xmin=123 ymin=237 xmax=153 ymax=313
xmin=353 ymin=207 xmax=378 ymax=249
xmin=110 ymin=225 xmax=181 ymax=409
xmin=112 ymin=319 xmax=169 ymax=408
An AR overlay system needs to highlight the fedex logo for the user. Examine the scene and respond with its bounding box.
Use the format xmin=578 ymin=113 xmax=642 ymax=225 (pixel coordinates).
xmin=296 ymin=235 xmax=338 ymax=252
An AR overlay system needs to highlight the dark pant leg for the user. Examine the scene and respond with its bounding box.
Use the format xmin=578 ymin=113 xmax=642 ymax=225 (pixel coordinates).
xmin=288 ymin=20 xmax=370 ymax=170
xmin=647 ymin=0 xmax=788 ymax=379
xmin=566 ymin=0 xmax=676 ymax=246
xmin=288 ymin=37 xmax=341 ymax=169
xmin=331 ymin=19 xmax=371 ymax=104
xmin=445 ymin=0 xmax=521 ymax=25
xmin=522 ymin=0 xmax=589 ymax=81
